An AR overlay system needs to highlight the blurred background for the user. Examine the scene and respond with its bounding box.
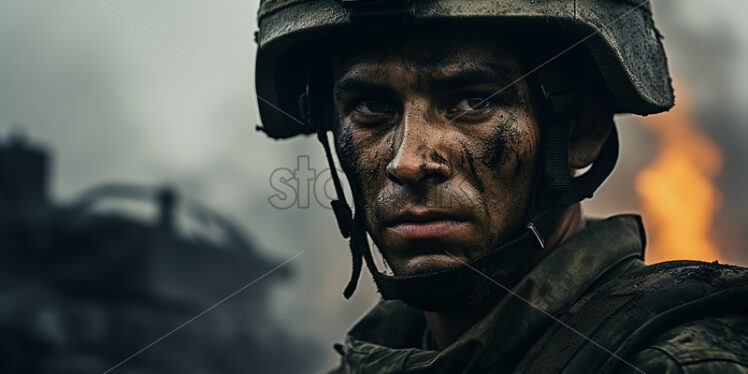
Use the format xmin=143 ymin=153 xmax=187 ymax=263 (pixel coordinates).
xmin=0 ymin=0 xmax=746 ymax=373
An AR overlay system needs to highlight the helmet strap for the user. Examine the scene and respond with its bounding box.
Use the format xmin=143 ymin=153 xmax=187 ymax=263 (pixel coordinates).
xmin=300 ymin=78 xmax=363 ymax=298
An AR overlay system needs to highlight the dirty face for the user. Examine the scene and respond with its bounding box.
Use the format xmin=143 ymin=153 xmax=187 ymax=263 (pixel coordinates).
xmin=332 ymin=31 xmax=540 ymax=276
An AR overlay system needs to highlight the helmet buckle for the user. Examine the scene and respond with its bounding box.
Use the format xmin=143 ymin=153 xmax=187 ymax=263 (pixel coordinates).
xmin=526 ymin=221 xmax=546 ymax=249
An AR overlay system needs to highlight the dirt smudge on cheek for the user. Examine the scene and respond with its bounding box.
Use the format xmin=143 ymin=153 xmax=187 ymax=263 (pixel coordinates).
xmin=335 ymin=122 xmax=394 ymax=215
xmin=473 ymin=109 xmax=539 ymax=237
xmin=335 ymin=123 xmax=357 ymax=177
xmin=480 ymin=109 xmax=535 ymax=181
xmin=335 ymin=123 xmax=367 ymax=208
xmin=458 ymin=141 xmax=484 ymax=194
xmin=457 ymin=140 xmax=491 ymax=230
xmin=480 ymin=114 xmax=511 ymax=170
xmin=366 ymin=149 xmax=383 ymax=184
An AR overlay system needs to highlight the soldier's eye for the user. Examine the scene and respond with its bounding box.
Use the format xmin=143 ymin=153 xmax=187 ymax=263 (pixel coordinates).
xmin=453 ymin=98 xmax=490 ymax=112
xmin=354 ymin=101 xmax=393 ymax=115
xmin=445 ymin=96 xmax=498 ymax=123
xmin=350 ymin=100 xmax=396 ymax=126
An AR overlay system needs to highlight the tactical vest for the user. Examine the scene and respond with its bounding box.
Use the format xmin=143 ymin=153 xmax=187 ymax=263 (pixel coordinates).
xmin=512 ymin=260 xmax=748 ymax=374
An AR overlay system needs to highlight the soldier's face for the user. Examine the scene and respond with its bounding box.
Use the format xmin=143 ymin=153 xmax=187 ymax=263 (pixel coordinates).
xmin=332 ymin=32 xmax=540 ymax=276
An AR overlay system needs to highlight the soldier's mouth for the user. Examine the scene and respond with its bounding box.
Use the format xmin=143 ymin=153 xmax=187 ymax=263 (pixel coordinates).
xmin=387 ymin=209 xmax=470 ymax=240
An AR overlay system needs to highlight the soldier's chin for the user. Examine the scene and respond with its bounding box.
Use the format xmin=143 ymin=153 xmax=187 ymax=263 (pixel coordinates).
xmin=390 ymin=253 xmax=465 ymax=276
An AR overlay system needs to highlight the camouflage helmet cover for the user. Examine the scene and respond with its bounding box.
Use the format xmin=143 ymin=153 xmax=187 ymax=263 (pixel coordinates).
xmin=255 ymin=0 xmax=674 ymax=139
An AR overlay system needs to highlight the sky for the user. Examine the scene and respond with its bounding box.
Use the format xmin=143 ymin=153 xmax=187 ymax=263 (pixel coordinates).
xmin=1 ymin=1 xmax=747 ymax=372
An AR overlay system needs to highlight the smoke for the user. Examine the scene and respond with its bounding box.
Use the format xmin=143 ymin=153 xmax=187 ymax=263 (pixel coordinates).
xmin=2 ymin=0 xmax=747 ymax=372
xmin=586 ymin=0 xmax=748 ymax=265
xmin=0 ymin=1 xmax=374 ymax=372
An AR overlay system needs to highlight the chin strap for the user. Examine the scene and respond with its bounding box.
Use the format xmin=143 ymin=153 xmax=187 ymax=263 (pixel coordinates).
xmin=301 ymin=64 xmax=619 ymax=308
xmin=317 ymin=126 xmax=363 ymax=299
xmin=300 ymin=81 xmax=362 ymax=298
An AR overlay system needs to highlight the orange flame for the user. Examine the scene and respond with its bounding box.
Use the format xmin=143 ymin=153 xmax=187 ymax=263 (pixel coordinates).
xmin=634 ymin=85 xmax=724 ymax=263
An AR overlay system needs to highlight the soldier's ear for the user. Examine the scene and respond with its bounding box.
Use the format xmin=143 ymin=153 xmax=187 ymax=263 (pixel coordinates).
xmin=567 ymin=92 xmax=614 ymax=169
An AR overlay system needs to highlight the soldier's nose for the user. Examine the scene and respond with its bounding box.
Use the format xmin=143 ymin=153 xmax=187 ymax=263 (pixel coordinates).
xmin=386 ymin=115 xmax=450 ymax=186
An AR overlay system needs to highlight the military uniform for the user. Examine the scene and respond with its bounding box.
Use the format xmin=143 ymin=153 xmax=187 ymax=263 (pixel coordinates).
xmin=327 ymin=216 xmax=748 ymax=374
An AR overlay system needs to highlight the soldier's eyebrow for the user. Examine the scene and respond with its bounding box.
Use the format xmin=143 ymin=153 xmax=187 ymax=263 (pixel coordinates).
xmin=428 ymin=64 xmax=517 ymax=93
xmin=333 ymin=63 xmax=520 ymax=100
xmin=333 ymin=77 xmax=398 ymax=101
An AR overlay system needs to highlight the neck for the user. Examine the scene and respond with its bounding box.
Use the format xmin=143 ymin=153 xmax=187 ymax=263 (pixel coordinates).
xmin=423 ymin=203 xmax=584 ymax=350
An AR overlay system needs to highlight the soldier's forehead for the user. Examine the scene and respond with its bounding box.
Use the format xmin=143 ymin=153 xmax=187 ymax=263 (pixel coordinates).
xmin=332 ymin=32 xmax=524 ymax=82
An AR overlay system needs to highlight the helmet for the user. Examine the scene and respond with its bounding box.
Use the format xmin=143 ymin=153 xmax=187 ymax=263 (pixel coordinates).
xmin=254 ymin=0 xmax=674 ymax=309
xmin=255 ymin=0 xmax=674 ymax=139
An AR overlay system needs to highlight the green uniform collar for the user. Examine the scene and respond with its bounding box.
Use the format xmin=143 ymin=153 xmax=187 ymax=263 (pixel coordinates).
xmin=336 ymin=214 xmax=646 ymax=374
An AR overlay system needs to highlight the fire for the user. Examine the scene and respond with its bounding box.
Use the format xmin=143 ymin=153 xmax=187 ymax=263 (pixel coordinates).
xmin=634 ymin=86 xmax=724 ymax=263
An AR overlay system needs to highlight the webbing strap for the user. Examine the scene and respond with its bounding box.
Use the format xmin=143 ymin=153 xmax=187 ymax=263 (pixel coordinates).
xmin=538 ymin=84 xmax=573 ymax=206
xmin=301 ymin=80 xmax=362 ymax=298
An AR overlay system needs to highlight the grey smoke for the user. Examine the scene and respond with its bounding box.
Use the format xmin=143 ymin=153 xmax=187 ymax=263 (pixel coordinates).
xmin=1 ymin=0 xmax=747 ymax=372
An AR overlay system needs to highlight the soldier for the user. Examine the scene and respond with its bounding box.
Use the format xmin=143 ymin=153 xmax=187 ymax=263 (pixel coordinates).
xmin=255 ymin=1 xmax=748 ymax=373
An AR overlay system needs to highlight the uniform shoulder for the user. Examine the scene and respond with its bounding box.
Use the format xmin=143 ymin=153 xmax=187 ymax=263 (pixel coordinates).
xmin=517 ymin=260 xmax=748 ymax=374
xmin=622 ymin=313 xmax=748 ymax=374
